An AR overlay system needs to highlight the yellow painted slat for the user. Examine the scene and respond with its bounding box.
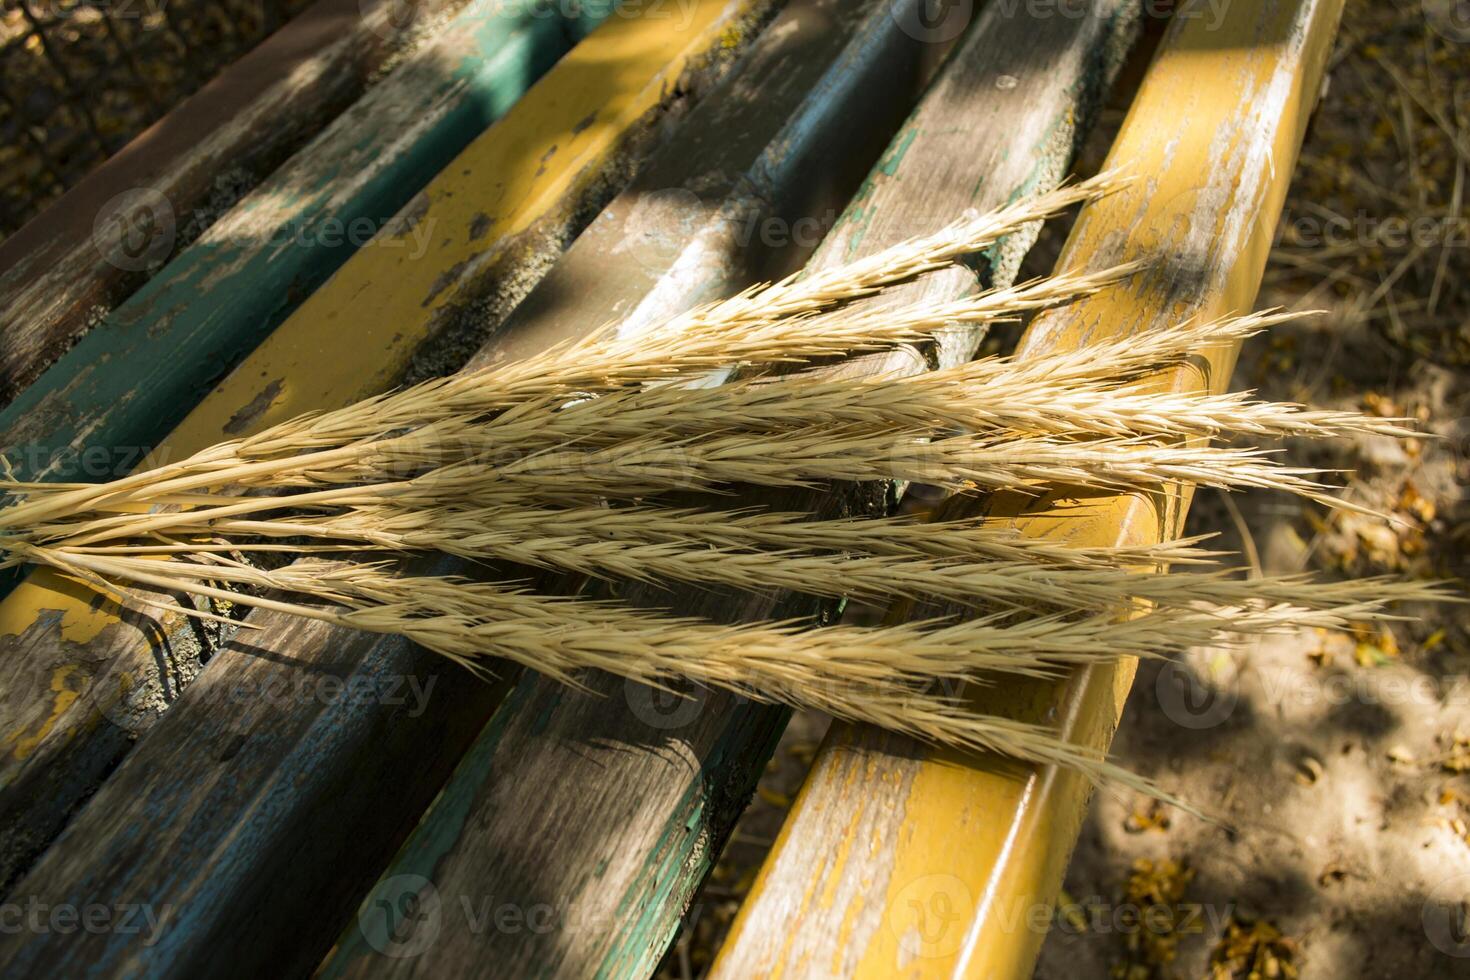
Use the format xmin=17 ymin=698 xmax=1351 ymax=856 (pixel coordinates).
xmin=0 ymin=0 xmax=762 ymax=779
xmin=170 ymin=5 xmax=756 ymax=456
xmin=713 ymin=2 xmax=1345 ymax=977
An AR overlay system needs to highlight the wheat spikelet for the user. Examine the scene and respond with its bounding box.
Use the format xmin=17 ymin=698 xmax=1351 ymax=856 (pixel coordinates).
xmin=219 ymin=364 xmax=1416 ymax=485
xmin=8 ymin=433 xmax=1343 ymax=552
xmin=0 ymin=302 xmax=1320 ymax=531
xmin=12 ymin=544 xmax=1436 ymax=811
xmin=34 ymin=500 xmax=1439 ymax=626
xmin=459 ymin=430 xmax=1336 ymax=500
xmin=482 ymin=367 xmax=1415 ymax=447
xmin=118 ymin=503 xmax=1222 ymax=568
xmin=0 ymin=265 xmax=1131 ymax=533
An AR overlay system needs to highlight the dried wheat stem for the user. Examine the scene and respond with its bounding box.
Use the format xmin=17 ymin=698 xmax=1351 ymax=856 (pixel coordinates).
xmin=221 ymin=178 xmax=1132 ymax=464
xmin=0 ymin=299 xmax=1311 ymax=536
xmin=41 ymin=511 xmax=1435 ymax=628
xmin=10 ymin=547 xmax=1339 ymax=685
xmin=220 ymin=266 xmax=1133 ymax=466
xmin=231 ymin=504 xmax=1219 ymax=568
xmin=7 ymin=544 xmax=1394 ymax=809
xmin=0 ymin=265 xmax=1129 ymax=532
xmin=659 ymin=172 xmax=1131 ymax=329
xmin=20 ymin=440 xmax=1319 ymax=553
xmin=10 ymin=423 xmax=1354 ymax=553
xmin=475 ymin=430 xmax=1337 ymax=501
xmin=348 ymin=365 xmax=1415 ymax=464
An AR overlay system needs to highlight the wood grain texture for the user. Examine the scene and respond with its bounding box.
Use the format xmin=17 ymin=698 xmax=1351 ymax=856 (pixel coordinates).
xmin=0 ymin=0 xmax=466 ymax=405
xmin=713 ymin=2 xmax=1346 ymax=977
xmin=317 ymin=2 xmax=1138 ymax=977
xmin=0 ymin=0 xmax=771 ymax=912
xmin=0 ymin=0 xmax=780 ymax=974
xmin=0 ymin=0 xmax=596 ymax=491
xmin=0 ymin=599 xmax=508 ymax=980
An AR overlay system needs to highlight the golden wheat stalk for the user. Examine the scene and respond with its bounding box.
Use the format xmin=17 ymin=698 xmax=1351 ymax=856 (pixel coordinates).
xmin=38 ymin=508 xmax=1436 ymax=624
xmin=115 ymin=503 xmax=1219 ymax=569
xmin=466 ymin=369 xmax=1414 ymax=448
xmin=0 ymin=265 xmax=1131 ymax=533
xmin=0 ymin=296 xmax=1305 ymax=535
xmin=18 ymin=543 xmax=1439 ymax=810
xmin=0 ymin=544 xmax=1359 ymax=793
xmin=0 ymin=176 xmax=1125 ymax=520
xmin=212 ymin=365 xmax=1414 ymax=487
xmin=12 ymin=430 xmax=1340 ymax=552
xmin=445 ymin=429 xmax=1337 ymax=499
xmin=653 ymin=172 xmax=1132 ymax=331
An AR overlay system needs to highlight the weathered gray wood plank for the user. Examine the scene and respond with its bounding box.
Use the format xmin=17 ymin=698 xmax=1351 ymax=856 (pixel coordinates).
xmin=319 ymin=1 xmax=1139 ymax=977
xmin=0 ymin=0 xmax=464 ymax=404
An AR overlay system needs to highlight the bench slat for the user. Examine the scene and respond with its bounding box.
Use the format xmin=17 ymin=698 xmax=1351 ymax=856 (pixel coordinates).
xmin=0 ymin=0 xmax=601 ymax=491
xmin=712 ymin=2 xmax=1346 ymax=977
xmin=318 ymin=1 xmax=1138 ymax=976
xmin=0 ymin=0 xmax=767 ymax=910
xmin=0 ymin=0 xmax=465 ymax=404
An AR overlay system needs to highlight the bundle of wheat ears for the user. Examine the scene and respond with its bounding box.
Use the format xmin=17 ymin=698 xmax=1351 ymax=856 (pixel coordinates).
xmin=0 ymin=174 xmax=1446 ymax=801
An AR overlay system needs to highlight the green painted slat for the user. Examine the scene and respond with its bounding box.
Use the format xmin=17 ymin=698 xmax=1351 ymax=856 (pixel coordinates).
xmin=0 ymin=0 xmax=611 ymax=492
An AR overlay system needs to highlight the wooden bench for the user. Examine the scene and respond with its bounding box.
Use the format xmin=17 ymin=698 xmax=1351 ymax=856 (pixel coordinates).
xmin=0 ymin=0 xmax=1343 ymax=976
xmin=313 ymin=3 xmax=1142 ymax=977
